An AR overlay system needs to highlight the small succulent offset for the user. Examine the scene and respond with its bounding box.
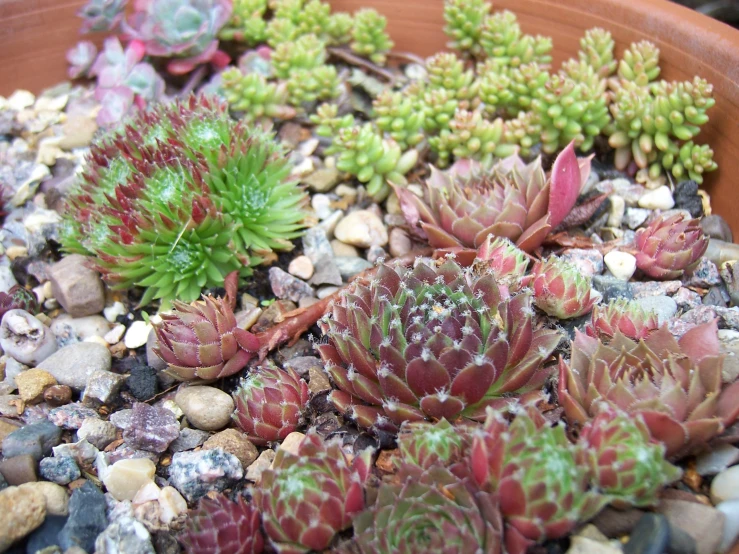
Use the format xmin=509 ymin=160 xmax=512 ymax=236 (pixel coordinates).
xmin=475 ymin=236 xmax=529 ymax=284
xmin=395 ymin=418 xmax=470 ymax=470
xmin=586 ymin=298 xmax=659 ymax=341
xmin=271 ymin=34 xmax=327 ymax=79
xmin=232 ymin=363 xmax=310 ymax=445
xmin=220 ymin=68 xmax=296 ymax=122
xmin=317 ymin=259 xmax=561 ymax=432
xmin=123 ymin=0 xmax=233 ymax=74
xmin=77 ymin=0 xmax=128 ymax=33
xmin=578 ymin=405 xmax=682 ymax=507
xmin=347 ymin=464 xmax=503 ymax=554
xmin=67 ymin=41 xmax=98 ymax=79
xmin=0 ymin=285 xmax=39 ymax=321
xmin=372 ymin=90 xmax=425 ymax=150
xmin=219 ymin=0 xmax=268 ymax=44
xmin=527 ymin=256 xmax=599 ymax=319
xmin=443 ymin=0 xmax=491 ymax=57
xmin=179 ymin=493 xmax=264 ymax=554
xmin=426 ymin=53 xmax=479 ymax=109
xmin=351 ymin=8 xmax=394 ymax=65
xmin=479 ymin=10 xmax=552 ymax=70
xmin=154 ymin=296 xmax=260 ymax=381
xmin=471 ymin=406 xmax=605 ymax=554
xmin=559 ymin=321 xmax=739 ymax=458
xmin=578 ymin=28 xmax=616 ymax=78
xmin=635 ymin=214 xmax=708 ymax=280
xmin=285 ymin=65 xmax=342 ymax=106
xmin=253 ymin=432 xmax=373 ymax=553
xmin=396 ymin=142 xmax=587 ymax=253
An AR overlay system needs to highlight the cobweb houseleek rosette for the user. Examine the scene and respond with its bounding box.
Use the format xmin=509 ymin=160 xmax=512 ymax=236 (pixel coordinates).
xmin=317 ymin=259 xmax=561 ymax=433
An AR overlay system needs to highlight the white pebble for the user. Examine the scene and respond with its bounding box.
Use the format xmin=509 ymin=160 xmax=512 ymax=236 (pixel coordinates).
xmin=638 ymin=185 xmax=675 ymax=210
xmin=103 ymin=458 xmax=156 ymax=501
xmin=103 ymin=301 xmax=127 ymax=323
xmin=607 ymin=195 xmax=625 ymax=228
xmin=104 ymin=324 xmax=126 ymax=345
xmin=711 ymin=464 xmax=739 ymax=505
xmin=604 ymin=251 xmax=637 ymax=281
xmin=717 ymin=499 xmax=739 ymax=553
xmin=334 ymin=210 xmax=388 ymax=248
xmin=124 ymin=321 xmax=153 ymax=349
xmin=288 ymin=255 xmax=314 ymax=280
xmin=7 ymin=90 xmax=35 ymax=111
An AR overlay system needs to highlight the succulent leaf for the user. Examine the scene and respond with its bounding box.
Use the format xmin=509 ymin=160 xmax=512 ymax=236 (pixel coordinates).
xmin=634 ymin=213 xmax=708 ymax=280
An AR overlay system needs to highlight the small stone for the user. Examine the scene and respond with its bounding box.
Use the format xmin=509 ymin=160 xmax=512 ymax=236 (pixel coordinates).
xmin=638 ymin=185 xmax=675 ymax=210
xmin=269 ymin=267 xmax=314 ymax=302
xmin=317 ymin=286 xmax=339 ymax=299
xmin=703 ymin=285 xmax=729 ymax=307
xmin=169 ymin=427 xmax=210 ymax=453
xmin=561 ymin=249 xmax=605 ymax=277
xmin=235 ymin=307 xmax=262 ymax=331
xmin=19 ymin=481 xmax=69 ymax=516
xmin=604 ymin=178 xmax=646 ymax=206
xmin=717 ymin=499 xmax=739 ymax=553
xmin=77 ymin=418 xmax=117 ymax=450
xmin=298 ymin=297 xmax=319 ymax=308
xmin=0 ymin=454 xmax=38 ymax=485
xmin=103 ymin=302 xmax=127 ymax=323
xmin=26 ymin=514 xmax=68 ymax=554
xmin=720 ymin=330 xmax=739 ymax=384
xmin=658 ymin=498 xmax=724 ymax=554
xmin=58 ymin=116 xmax=98 ymax=150
xmin=53 ymin=439 xmax=100 ymax=466
xmin=0 ymin=419 xmax=20 ymax=443
xmin=279 ymin=432 xmax=306 ymax=456
xmin=624 ymin=207 xmax=652 ymax=229
xmin=39 ymin=456 xmax=81 ymax=485
xmin=331 ymin=240 xmax=359 ymax=258
xmin=245 ymin=449 xmax=276 ymax=483
xmin=124 ymin=320 xmax=153 ymax=350
xmin=308 ymin=365 xmax=332 ymax=394
xmin=0 ymin=482 xmax=46 ymax=551
xmin=711 ymin=465 xmax=739 ymax=504
xmin=2 ymin=419 xmax=61 ymax=460
xmin=303 ymin=168 xmax=341 ymax=192
xmin=335 ymin=256 xmax=374 ymax=280
xmin=15 ymin=369 xmax=57 ymax=403
xmin=95 ymin=516 xmax=155 ymax=554
xmin=104 ymin=323 xmax=126 ymax=344
xmin=388 ymin=228 xmax=412 ymax=258
xmin=158 ymin=486 xmax=188 ymax=525
xmin=51 ymin=314 xmax=111 ymax=343
xmin=203 ymin=429 xmax=258 ymax=469
xmin=593 ymin=507 xmax=645 ymax=538
xmin=309 ymin=256 xmax=343 ymax=287
xmin=607 ymin=194 xmax=626 ymax=228
xmin=701 ymin=214 xmax=733 ymax=243
xmin=168 ymin=448 xmax=243 ymax=503
xmin=37 ymin=342 xmax=112 ymax=391
xmin=366 ymin=245 xmax=387 ymax=264
xmin=59 ymin=481 xmax=108 ymax=553
xmin=683 ymin=258 xmax=721 ymax=288
xmin=284 ymin=356 xmax=323 ymax=378
xmin=103 ymin=458 xmax=157 ymax=501
xmin=631 ymin=280 xmax=683 ymax=298
xmin=674 ymin=287 xmax=702 ymax=311
xmin=288 ymin=255 xmax=314 ymax=280
xmin=568 ymin=536 xmax=621 ymax=554
xmin=109 ymin=409 xmax=133 ymax=431
xmin=82 ymin=369 xmax=128 ymax=406
xmin=604 ymin=250 xmax=637 ymax=281
xmin=334 ymin=210 xmax=388 ymax=248
xmin=48 ymin=402 xmax=100 ymax=430
xmin=317 ymin=209 xmax=343 ymax=237
xmin=696 ymin=445 xmax=739 ymax=477
xmin=175 ymin=386 xmax=234 ymax=432
xmin=126 ymin=365 xmax=159 ymax=401
xmin=0 ymin=310 xmax=58 ymax=366
xmin=124 ymin=402 xmax=180 ymax=453
xmin=311 ymin=194 xmax=333 ymax=220
xmin=48 ymin=254 xmax=105 ymax=318
xmin=634 ymin=295 xmax=677 ymax=325
xmin=146 ymin=330 xmax=167 ymax=372
xmin=7 ymin=90 xmax=35 ymax=110
xmin=623 ymin=513 xmax=670 ymax=554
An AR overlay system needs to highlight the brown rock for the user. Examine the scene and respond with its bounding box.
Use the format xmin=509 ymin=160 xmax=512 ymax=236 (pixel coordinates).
xmin=57 ymin=115 xmax=98 ymax=150
xmin=388 ymin=227 xmax=412 ymax=258
xmin=44 ymin=384 xmax=73 ymax=407
xmin=252 ymin=300 xmax=297 ymax=333
xmin=0 ymin=454 xmax=38 ymax=485
xmin=245 ymin=449 xmax=275 ymax=483
xmin=0 ymin=418 xmax=21 ymax=443
xmin=48 ymin=254 xmax=105 ymax=317
xmin=203 ymin=429 xmax=258 ymax=469
xmin=0 ymin=484 xmax=47 ymax=551
xmin=592 ymin=507 xmax=645 ymax=538
xmin=658 ymin=498 xmax=725 ymax=554
xmin=308 ymin=365 xmax=331 ymax=394
xmin=15 ymin=368 xmax=57 ymax=403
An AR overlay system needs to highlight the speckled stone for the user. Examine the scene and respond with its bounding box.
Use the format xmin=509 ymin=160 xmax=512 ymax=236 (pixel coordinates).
xmin=123 ymin=402 xmax=179 ymax=454
xmin=203 ymin=429 xmax=258 ymax=469
xmin=48 ymin=402 xmax=100 ymax=430
xmin=39 ymin=455 xmax=81 ymax=485
xmin=168 ymin=448 xmax=243 ymax=503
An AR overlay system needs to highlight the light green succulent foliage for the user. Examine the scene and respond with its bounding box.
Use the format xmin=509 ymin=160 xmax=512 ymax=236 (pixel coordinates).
xmin=372 ymin=90 xmax=425 ymax=149
xmin=326 ymin=12 xmax=354 ymax=46
xmin=272 ymin=33 xmax=327 ymax=79
xmin=426 ymin=52 xmax=479 ymax=109
xmin=420 ymin=87 xmax=459 ymax=133
xmin=311 ymin=102 xmax=355 ymax=139
xmin=271 ymin=0 xmax=302 ymax=23
xmin=265 ymin=17 xmax=298 ymax=47
xmin=479 ymin=10 xmax=552 ymax=70
xmin=429 ymin=109 xmax=516 ymax=168
xmin=578 ymin=28 xmax=617 ymax=78
xmin=615 ymin=40 xmax=661 ymax=88
xmin=333 ymin=123 xmax=418 ymax=202
xmin=503 ymin=110 xmax=542 ymax=158
xmin=660 ymin=140 xmax=718 ymax=183
xmin=443 ymin=0 xmax=491 ymax=57
xmin=286 ymin=65 xmax=341 ymax=106
xmin=351 ymin=8 xmax=394 ymax=65
xmin=477 ymin=61 xmax=548 ymax=117
xmin=295 ymin=0 xmax=331 ymax=36
xmin=220 ymin=68 xmax=294 ymax=122
xmin=219 ymin=0 xmax=268 ymax=44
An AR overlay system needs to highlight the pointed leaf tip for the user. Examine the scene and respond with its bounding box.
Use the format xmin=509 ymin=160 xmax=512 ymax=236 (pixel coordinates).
xmin=548 ymin=141 xmax=582 ymax=229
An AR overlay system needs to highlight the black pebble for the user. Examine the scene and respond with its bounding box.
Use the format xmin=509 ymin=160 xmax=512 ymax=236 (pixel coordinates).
xmin=624 ymin=513 xmax=670 ymax=554
xmin=673 ymin=180 xmax=704 ymax=218
xmin=126 ymin=365 xmax=160 ymax=401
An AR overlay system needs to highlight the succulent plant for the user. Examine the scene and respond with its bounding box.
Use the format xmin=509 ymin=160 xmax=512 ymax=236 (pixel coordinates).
xmin=443 ymin=0 xmax=491 ymax=57
xmin=350 ymin=8 xmax=394 ymax=65
xmin=559 ymin=320 xmax=739 ymax=457
xmin=471 ymin=406 xmax=605 ymax=553
xmin=615 ymin=40 xmax=661 ymax=88
xmin=296 ymin=0 xmax=332 ymax=37
xmin=60 ymin=95 xmax=308 ymax=306
xmin=634 ymin=213 xmax=708 ymax=280
xmin=271 ymin=33 xmax=327 ymax=79
xmin=606 ymin=80 xmax=660 ymax=173
xmin=326 ymin=12 xmax=354 ymax=46
xmin=67 ymin=41 xmax=98 ymax=79
xmin=0 ymin=285 xmax=39 ymax=321
xmin=427 ymin=53 xmax=479 ymax=109
xmin=660 ymin=140 xmax=717 ymax=184
xmin=219 ymin=0 xmax=268 ymax=43
xmin=395 ymin=418 xmax=470 ymax=470
xmin=650 ymin=77 xmax=715 ymax=145
xmin=476 ymin=70 xmax=514 ymax=117
xmin=77 ymin=0 xmax=127 ymax=33
xmin=232 ymin=363 xmax=310 ymax=445
xmin=479 ymin=10 xmax=552 ymax=70
xmin=285 ymin=65 xmax=341 ymax=106
xmin=253 ymin=431 xmax=373 ymax=553
xmin=396 ymin=142 xmax=587 ymax=253
xmin=474 ymin=235 xmax=529 ymax=283
xmin=220 ymin=68 xmax=296 ymax=122
xmin=123 ymin=0 xmax=233 ymax=74
xmin=502 ymin=110 xmax=542 ymax=158
xmin=154 ymin=295 xmax=260 ymax=381
xmin=88 ymin=37 xmax=165 ymax=127
xmin=347 ymin=464 xmax=503 ymax=554
xmin=527 ymin=256 xmax=599 ymax=319
xmin=317 ymin=259 xmax=561 ymax=432
xmin=310 ymin=102 xmax=355 ymax=138
xmin=265 ymin=18 xmax=299 ymax=48
xmin=332 ymin=123 xmax=418 ymax=202
xmin=421 ymin=87 xmax=459 ymax=133
xmin=578 ymin=405 xmax=682 ymax=507
xmin=586 ymin=298 xmax=659 ymax=341
xmin=179 ymin=493 xmax=264 ymax=554
xmin=372 ymin=90 xmax=425 ymax=149
xmin=271 ymin=0 xmax=302 ymax=24
xmin=578 ymin=28 xmax=616 ymax=78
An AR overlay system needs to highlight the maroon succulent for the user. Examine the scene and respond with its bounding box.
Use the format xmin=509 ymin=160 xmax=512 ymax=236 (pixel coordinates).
xmin=586 ymin=298 xmax=659 ymax=340
xmin=0 ymin=285 xmax=39 ymax=320
xmin=634 ymin=213 xmax=708 ymax=279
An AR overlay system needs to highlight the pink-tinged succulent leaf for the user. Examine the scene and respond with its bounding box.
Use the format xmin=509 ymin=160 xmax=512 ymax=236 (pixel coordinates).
xmin=634 ymin=214 xmax=709 ymax=280
xmin=529 ymin=256 xmax=598 ymax=319
xmin=548 ymin=141 xmax=582 ymax=229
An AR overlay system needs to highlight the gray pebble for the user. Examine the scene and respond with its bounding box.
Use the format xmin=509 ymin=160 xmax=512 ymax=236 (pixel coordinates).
xmin=39 ymin=456 xmax=81 ymax=485
xmin=2 ymin=419 xmax=61 ymax=460
xmin=634 ymin=296 xmax=677 ymax=325
xmin=168 ymin=448 xmax=243 ymax=503
xmin=36 ymin=342 xmax=112 ymax=391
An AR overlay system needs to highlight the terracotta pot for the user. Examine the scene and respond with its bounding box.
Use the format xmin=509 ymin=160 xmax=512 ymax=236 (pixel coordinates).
xmin=1 ymin=0 xmax=739 ymax=236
